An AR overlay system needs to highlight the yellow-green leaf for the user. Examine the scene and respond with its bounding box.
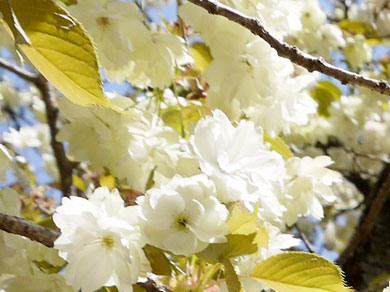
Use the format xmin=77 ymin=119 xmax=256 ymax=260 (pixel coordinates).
xmin=227 ymin=206 xmax=257 ymax=235
xmin=264 ymin=132 xmax=293 ymax=160
xmin=132 ymin=284 xmax=147 ymax=292
xmin=37 ymin=216 xmax=57 ymax=230
xmin=253 ymin=226 xmax=269 ymax=249
xmin=161 ymin=104 xmax=206 ymax=137
xmin=368 ymin=274 xmax=390 ymax=289
xmin=72 ymin=175 xmax=86 ymax=191
xmin=197 ymin=234 xmax=258 ymax=264
xmin=310 ymin=81 xmax=342 ymax=117
xmin=191 ymin=42 xmax=212 ymax=72
xmin=221 ymin=258 xmax=243 ymax=292
xmin=33 ymin=260 xmax=63 ymax=274
xmin=143 ymin=245 xmax=172 ymax=276
xmin=0 ymin=0 xmax=30 ymax=45
xmin=251 ymin=252 xmax=353 ymax=292
xmin=162 ymin=108 xmax=185 ymax=137
xmin=338 ymin=20 xmax=376 ymax=36
xmin=1 ymin=0 xmax=111 ymax=107
xmin=99 ymin=174 xmax=116 ymax=190
xmin=58 ymin=0 xmax=77 ymax=5
xmin=366 ymin=37 xmax=382 ymax=46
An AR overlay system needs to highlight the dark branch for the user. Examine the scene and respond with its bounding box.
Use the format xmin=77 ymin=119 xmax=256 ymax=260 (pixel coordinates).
xmin=338 ymin=169 xmax=390 ymax=265
xmin=0 ymin=212 xmax=59 ymax=247
xmin=0 ymin=57 xmax=73 ymax=197
xmin=0 ymin=57 xmax=37 ymax=82
xmin=188 ymin=0 xmax=390 ymax=96
xmin=35 ymin=75 xmax=74 ymax=197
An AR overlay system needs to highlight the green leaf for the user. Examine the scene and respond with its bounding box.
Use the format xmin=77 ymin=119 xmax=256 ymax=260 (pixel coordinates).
xmin=33 ymin=260 xmax=63 ymax=274
xmin=99 ymin=174 xmax=116 ymax=190
xmin=191 ymin=42 xmax=212 ymax=72
xmin=338 ymin=20 xmax=376 ymax=36
xmin=132 ymin=284 xmax=147 ymax=292
xmin=221 ymin=258 xmax=243 ymax=292
xmin=227 ymin=206 xmax=258 ymax=235
xmin=0 ymin=0 xmax=30 ymax=45
xmin=96 ymin=287 xmax=119 ymax=292
xmin=263 ymin=132 xmax=293 ymax=160
xmin=253 ymin=226 xmax=269 ymax=249
xmin=58 ymin=0 xmax=77 ymax=5
xmin=37 ymin=216 xmax=57 ymax=230
xmin=1 ymin=0 xmax=112 ymax=107
xmin=251 ymin=251 xmax=353 ymax=292
xmin=310 ymin=81 xmax=342 ymax=117
xmin=368 ymin=274 xmax=390 ymax=289
xmin=197 ymin=234 xmax=258 ymax=264
xmin=161 ymin=104 xmax=207 ymax=137
xmin=317 ymin=81 xmax=342 ymax=98
xmin=162 ymin=108 xmax=185 ymax=136
xmin=143 ymin=245 xmax=172 ymax=276
xmin=72 ymin=174 xmax=86 ymax=191
xmin=366 ymin=37 xmax=383 ymax=46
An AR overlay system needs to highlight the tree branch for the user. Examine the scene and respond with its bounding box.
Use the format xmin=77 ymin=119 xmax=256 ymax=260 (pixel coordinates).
xmin=0 ymin=212 xmax=59 ymax=247
xmin=0 ymin=57 xmax=37 ymax=82
xmin=188 ymin=0 xmax=390 ymax=96
xmin=338 ymin=169 xmax=390 ymax=265
xmin=0 ymin=57 xmax=73 ymax=197
xmin=36 ymin=75 xmax=74 ymax=197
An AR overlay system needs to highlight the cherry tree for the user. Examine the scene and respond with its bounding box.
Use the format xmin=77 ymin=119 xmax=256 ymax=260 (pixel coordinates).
xmin=0 ymin=0 xmax=390 ymax=291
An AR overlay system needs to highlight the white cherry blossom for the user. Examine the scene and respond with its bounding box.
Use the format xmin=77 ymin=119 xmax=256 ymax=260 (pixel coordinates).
xmin=54 ymin=187 xmax=146 ymax=292
xmin=137 ymin=174 xmax=229 ymax=256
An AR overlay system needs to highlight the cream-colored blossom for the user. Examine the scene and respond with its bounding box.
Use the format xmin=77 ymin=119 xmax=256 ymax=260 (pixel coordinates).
xmin=54 ymin=187 xmax=146 ymax=292
xmin=282 ymin=156 xmax=341 ymax=225
xmin=190 ymin=110 xmax=286 ymax=221
xmin=137 ymin=174 xmax=229 ymax=256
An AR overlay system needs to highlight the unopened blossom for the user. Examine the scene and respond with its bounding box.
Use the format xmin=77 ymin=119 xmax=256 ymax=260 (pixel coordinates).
xmin=54 ymin=187 xmax=146 ymax=292
xmin=137 ymin=174 xmax=229 ymax=256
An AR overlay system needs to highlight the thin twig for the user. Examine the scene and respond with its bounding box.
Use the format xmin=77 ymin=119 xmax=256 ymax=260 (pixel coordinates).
xmin=341 ymin=145 xmax=390 ymax=164
xmin=338 ymin=169 xmax=390 ymax=265
xmin=0 ymin=57 xmax=37 ymax=82
xmin=0 ymin=57 xmax=73 ymax=197
xmin=296 ymin=226 xmax=316 ymax=253
xmin=188 ymin=0 xmax=390 ymax=96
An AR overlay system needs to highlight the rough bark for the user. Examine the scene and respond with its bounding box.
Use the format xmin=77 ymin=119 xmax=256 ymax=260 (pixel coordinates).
xmin=341 ymin=165 xmax=390 ymax=290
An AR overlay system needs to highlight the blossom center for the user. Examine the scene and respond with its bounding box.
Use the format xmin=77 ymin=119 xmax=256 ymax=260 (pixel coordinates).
xmin=176 ymin=215 xmax=190 ymax=229
xmin=101 ymin=235 xmax=116 ymax=250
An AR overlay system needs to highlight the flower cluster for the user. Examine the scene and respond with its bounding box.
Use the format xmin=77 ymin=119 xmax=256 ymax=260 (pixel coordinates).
xmin=179 ymin=1 xmax=318 ymax=136
xmin=54 ymin=187 xmax=147 ymax=292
